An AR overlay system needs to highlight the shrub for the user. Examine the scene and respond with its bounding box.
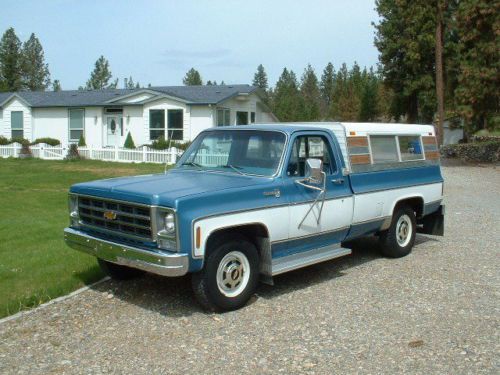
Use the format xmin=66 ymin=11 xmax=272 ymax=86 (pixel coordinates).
xmin=150 ymin=137 xmax=191 ymax=150
xmin=441 ymin=141 xmax=500 ymax=163
xmin=32 ymin=137 xmax=61 ymax=146
xmin=65 ymin=143 xmax=82 ymax=160
xmin=78 ymin=134 xmax=86 ymax=147
xmin=10 ymin=137 xmax=30 ymax=145
xmin=0 ymin=136 xmax=9 ymax=145
xmin=123 ymin=132 xmax=136 ymax=149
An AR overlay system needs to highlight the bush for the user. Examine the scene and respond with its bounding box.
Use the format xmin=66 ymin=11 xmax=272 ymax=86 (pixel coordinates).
xmin=10 ymin=137 xmax=30 ymax=145
xmin=78 ymin=135 xmax=86 ymax=147
xmin=123 ymin=132 xmax=136 ymax=149
xmin=441 ymin=141 xmax=500 ymax=163
xmin=0 ymin=136 xmax=9 ymax=145
xmin=65 ymin=143 xmax=82 ymax=160
xmin=32 ymin=137 xmax=61 ymax=146
xmin=150 ymin=137 xmax=191 ymax=150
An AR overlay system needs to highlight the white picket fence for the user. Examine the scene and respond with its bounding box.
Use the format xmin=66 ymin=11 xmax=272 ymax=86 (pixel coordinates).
xmin=0 ymin=143 xmax=230 ymax=166
xmin=0 ymin=143 xmax=183 ymax=164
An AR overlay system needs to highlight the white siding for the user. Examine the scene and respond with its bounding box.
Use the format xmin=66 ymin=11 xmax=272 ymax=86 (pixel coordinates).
xmin=32 ymin=107 xmax=68 ymax=144
xmin=84 ymin=107 xmax=103 ymax=147
xmin=143 ymin=98 xmax=189 ymax=143
xmin=1 ymin=98 xmax=32 ymax=140
xmin=123 ymin=106 xmax=145 ymax=146
xmin=189 ymin=106 xmax=214 ymax=140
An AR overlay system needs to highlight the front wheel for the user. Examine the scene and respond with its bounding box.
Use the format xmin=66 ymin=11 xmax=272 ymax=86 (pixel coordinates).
xmin=191 ymin=237 xmax=259 ymax=312
xmin=379 ymin=205 xmax=416 ymax=258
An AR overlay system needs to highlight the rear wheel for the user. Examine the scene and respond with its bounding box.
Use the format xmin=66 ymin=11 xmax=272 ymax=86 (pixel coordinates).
xmin=97 ymin=259 xmax=143 ymax=280
xmin=192 ymin=236 xmax=259 ymax=312
xmin=379 ymin=205 xmax=416 ymax=258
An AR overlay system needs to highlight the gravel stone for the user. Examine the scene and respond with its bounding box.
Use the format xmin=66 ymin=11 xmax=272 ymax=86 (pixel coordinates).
xmin=0 ymin=164 xmax=498 ymax=374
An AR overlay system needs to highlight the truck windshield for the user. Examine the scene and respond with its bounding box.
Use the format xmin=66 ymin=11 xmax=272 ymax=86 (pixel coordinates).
xmin=177 ymin=130 xmax=286 ymax=177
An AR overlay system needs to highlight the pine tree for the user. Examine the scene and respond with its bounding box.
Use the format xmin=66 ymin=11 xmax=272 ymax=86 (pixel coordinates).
xmin=52 ymin=79 xmax=61 ymax=91
xmin=183 ymin=68 xmax=202 ymax=85
xmin=359 ymin=69 xmax=380 ymax=121
xmin=320 ymin=62 xmax=336 ymax=118
xmin=455 ymin=0 xmax=499 ymax=133
xmin=271 ymin=68 xmax=304 ymax=121
xmin=85 ymin=55 xmax=113 ymax=90
xmin=252 ymin=64 xmax=268 ymax=91
xmin=374 ymin=0 xmax=437 ymax=123
xmin=300 ymin=64 xmax=321 ymax=121
xmin=21 ymin=33 xmax=50 ymax=91
xmin=0 ymin=27 xmax=22 ymax=91
xmin=124 ymin=76 xmax=138 ymax=89
xmin=206 ymin=80 xmax=213 ymax=86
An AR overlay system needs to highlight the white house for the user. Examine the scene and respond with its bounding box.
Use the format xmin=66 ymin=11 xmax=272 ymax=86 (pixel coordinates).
xmin=0 ymin=85 xmax=277 ymax=147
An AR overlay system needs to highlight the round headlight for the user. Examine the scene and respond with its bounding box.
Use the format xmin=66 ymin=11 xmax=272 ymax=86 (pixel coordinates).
xmin=164 ymin=213 xmax=175 ymax=234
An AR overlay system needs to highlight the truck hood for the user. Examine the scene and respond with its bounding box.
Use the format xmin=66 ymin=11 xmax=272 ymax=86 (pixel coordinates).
xmin=70 ymin=169 xmax=272 ymax=207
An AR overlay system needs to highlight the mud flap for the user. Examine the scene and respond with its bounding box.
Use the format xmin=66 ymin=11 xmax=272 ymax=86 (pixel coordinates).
xmin=417 ymin=205 xmax=445 ymax=236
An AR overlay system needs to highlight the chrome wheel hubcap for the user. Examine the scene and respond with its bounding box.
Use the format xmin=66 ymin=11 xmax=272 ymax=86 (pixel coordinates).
xmin=396 ymin=214 xmax=412 ymax=247
xmin=216 ymin=251 xmax=250 ymax=297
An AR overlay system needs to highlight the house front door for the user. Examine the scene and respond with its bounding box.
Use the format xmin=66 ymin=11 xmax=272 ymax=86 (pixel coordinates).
xmin=106 ymin=116 xmax=122 ymax=147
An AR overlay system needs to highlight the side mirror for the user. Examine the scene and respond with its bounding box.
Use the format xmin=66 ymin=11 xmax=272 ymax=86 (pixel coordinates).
xmin=305 ymin=158 xmax=323 ymax=184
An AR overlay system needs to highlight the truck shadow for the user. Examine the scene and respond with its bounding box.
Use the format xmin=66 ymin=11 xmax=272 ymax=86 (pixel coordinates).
xmin=82 ymin=235 xmax=436 ymax=317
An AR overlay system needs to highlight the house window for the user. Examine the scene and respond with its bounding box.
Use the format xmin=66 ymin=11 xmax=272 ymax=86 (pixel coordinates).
xmin=369 ymin=135 xmax=399 ymax=163
xmin=251 ymin=112 xmax=256 ymax=124
xmin=11 ymin=111 xmax=23 ymax=139
xmin=236 ymin=111 xmax=249 ymax=125
xmin=398 ymin=135 xmax=423 ymax=161
xmin=69 ymin=109 xmax=84 ymax=142
xmin=167 ymin=109 xmax=183 ymax=140
xmin=149 ymin=109 xmax=165 ymax=140
xmin=217 ymin=108 xmax=230 ymax=126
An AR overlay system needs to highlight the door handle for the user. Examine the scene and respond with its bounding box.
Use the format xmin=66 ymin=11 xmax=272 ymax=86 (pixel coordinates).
xmin=331 ymin=178 xmax=344 ymax=185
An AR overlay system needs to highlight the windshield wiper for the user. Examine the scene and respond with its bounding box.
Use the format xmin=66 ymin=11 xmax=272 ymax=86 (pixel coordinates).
xmin=181 ymin=161 xmax=202 ymax=168
xmin=222 ymin=164 xmax=245 ymax=175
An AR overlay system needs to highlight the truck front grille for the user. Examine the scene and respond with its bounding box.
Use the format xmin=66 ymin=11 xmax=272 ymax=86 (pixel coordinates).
xmin=78 ymin=196 xmax=152 ymax=241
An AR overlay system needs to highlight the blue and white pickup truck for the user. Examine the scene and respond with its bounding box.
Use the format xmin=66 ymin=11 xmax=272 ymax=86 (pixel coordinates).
xmin=64 ymin=123 xmax=444 ymax=311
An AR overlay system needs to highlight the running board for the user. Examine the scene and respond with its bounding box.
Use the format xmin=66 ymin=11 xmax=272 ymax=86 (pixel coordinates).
xmin=271 ymin=244 xmax=352 ymax=276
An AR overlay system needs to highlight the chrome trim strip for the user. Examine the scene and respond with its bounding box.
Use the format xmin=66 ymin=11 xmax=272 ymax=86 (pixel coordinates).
xmin=271 ymin=244 xmax=351 ymax=276
xmin=271 ymin=225 xmax=350 ymax=244
xmin=64 ymin=228 xmax=188 ymax=277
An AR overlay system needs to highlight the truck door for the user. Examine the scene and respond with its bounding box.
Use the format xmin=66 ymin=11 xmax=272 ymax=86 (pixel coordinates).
xmin=282 ymin=132 xmax=354 ymax=254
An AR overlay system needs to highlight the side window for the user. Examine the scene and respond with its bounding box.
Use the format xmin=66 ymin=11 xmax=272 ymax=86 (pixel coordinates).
xmin=287 ymin=135 xmax=336 ymax=177
xmin=398 ymin=135 xmax=424 ymax=161
xmin=370 ymin=135 xmax=399 ymax=163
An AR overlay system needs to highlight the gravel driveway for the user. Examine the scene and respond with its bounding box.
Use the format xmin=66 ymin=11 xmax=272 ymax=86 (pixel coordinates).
xmin=1 ymin=164 xmax=498 ymax=374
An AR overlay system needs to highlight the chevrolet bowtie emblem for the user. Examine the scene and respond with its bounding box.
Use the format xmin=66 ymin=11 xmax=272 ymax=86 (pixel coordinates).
xmin=103 ymin=211 xmax=117 ymax=220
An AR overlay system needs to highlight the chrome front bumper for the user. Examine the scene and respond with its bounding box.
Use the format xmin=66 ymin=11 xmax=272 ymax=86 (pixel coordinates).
xmin=64 ymin=228 xmax=189 ymax=277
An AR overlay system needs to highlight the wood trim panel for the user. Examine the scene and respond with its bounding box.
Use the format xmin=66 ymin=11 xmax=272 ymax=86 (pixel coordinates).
xmin=350 ymin=154 xmax=371 ymax=165
xmin=424 ymin=151 xmax=440 ymax=160
xmin=347 ymin=136 xmax=369 ymax=147
xmin=422 ymin=136 xmax=437 ymax=145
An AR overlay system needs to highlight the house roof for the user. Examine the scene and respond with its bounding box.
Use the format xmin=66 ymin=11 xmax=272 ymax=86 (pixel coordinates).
xmin=0 ymin=84 xmax=259 ymax=108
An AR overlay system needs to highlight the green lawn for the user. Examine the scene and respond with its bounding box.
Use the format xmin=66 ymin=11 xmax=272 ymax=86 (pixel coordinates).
xmin=0 ymin=158 xmax=165 ymax=318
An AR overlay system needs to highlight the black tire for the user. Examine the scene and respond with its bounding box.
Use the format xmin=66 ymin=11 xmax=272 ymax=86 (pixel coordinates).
xmin=379 ymin=205 xmax=417 ymax=258
xmin=191 ymin=236 xmax=259 ymax=312
xmin=97 ymin=258 xmax=144 ymax=280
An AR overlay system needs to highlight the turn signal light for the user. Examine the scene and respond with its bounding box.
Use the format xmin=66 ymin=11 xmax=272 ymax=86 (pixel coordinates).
xmin=196 ymin=227 xmax=201 ymax=249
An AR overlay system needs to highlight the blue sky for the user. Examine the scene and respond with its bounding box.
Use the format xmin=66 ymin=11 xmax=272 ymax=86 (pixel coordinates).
xmin=1 ymin=0 xmax=380 ymax=89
